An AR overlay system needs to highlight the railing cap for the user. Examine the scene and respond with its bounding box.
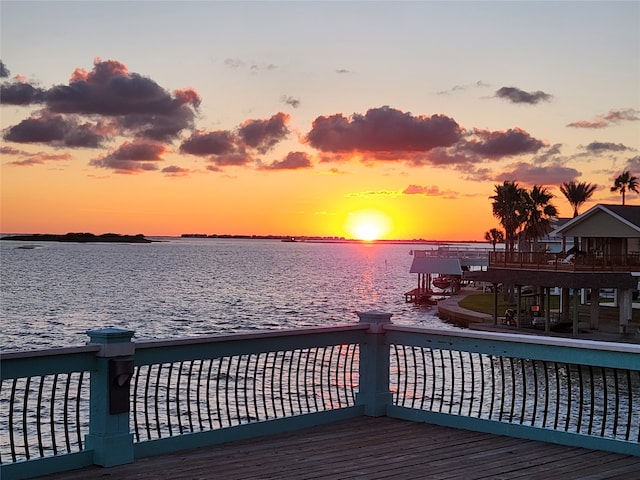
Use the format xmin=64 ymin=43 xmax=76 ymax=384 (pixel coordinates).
xmin=87 ymin=328 xmax=135 ymax=357
xmin=357 ymin=311 xmax=393 ymax=325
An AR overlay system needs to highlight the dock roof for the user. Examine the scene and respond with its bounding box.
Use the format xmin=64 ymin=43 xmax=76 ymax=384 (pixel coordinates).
xmin=409 ymin=253 xmax=463 ymax=275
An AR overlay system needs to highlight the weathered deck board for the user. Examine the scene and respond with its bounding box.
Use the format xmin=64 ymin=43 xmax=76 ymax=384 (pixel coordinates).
xmin=40 ymin=417 xmax=639 ymax=480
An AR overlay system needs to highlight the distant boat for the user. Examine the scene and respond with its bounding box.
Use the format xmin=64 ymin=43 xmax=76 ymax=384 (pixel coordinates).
xmin=281 ymin=237 xmax=297 ymax=243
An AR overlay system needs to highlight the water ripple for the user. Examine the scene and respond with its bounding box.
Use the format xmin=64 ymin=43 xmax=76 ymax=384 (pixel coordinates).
xmin=1 ymin=238 xmax=460 ymax=351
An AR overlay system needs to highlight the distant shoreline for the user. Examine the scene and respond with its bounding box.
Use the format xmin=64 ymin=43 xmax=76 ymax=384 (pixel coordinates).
xmin=0 ymin=232 xmax=485 ymax=245
xmin=180 ymin=234 xmax=485 ymax=244
xmin=0 ymin=233 xmax=155 ymax=243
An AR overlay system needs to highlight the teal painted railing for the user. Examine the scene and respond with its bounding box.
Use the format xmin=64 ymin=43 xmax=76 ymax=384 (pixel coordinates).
xmin=2 ymin=312 xmax=639 ymax=479
xmin=385 ymin=326 xmax=640 ymax=457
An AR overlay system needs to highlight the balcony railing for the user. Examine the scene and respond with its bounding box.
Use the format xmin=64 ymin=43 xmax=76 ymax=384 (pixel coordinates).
xmin=489 ymin=251 xmax=640 ymax=272
xmin=2 ymin=312 xmax=639 ymax=479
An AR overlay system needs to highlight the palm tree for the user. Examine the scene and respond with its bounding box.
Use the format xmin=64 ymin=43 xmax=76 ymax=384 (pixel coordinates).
xmin=484 ymin=228 xmax=504 ymax=252
xmin=521 ymin=185 xmax=558 ymax=253
xmin=490 ymin=181 xmax=526 ymax=254
xmin=559 ymin=180 xmax=597 ymax=217
xmin=610 ymin=171 xmax=639 ymax=205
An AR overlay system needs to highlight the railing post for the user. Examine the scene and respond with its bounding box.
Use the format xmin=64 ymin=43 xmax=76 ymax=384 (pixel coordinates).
xmin=356 ymin=311 xmax=392 ymax=417
xmin=85 ymin=328 xmax=135 ymax=467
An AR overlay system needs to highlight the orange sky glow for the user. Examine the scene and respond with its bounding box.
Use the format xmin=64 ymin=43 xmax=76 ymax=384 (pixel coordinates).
xmin=1 ymin=2 xmax=638 ymax=241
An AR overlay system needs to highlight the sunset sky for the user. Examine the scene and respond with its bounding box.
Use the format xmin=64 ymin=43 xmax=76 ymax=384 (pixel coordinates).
xmin=1 ymin=1 xmax=639 ymax=240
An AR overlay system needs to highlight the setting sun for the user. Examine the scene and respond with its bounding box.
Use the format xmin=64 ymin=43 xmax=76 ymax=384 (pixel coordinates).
xmin=344 ymin=209 xmax=393 ymax=241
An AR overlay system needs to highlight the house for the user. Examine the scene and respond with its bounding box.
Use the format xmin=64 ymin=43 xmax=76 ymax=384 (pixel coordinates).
xmin=552 ymin=204 xmax=640 ymax=261
xmin=467 ymin=204 xmax=640 ymax=336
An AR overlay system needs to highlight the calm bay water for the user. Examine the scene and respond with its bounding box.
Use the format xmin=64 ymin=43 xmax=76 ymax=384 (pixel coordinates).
xmin=1 ymin=238 xmax=463 ymax=352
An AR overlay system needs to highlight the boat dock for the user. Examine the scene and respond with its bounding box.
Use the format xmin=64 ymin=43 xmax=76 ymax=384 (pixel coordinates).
xmin=405 ymin=249 xmax=476 ymax=303
xmin=39 ymin=416 xmax=640 ymax=480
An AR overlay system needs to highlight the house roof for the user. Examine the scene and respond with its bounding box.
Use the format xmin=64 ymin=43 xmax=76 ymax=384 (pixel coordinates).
xmin=550 ymin=204 xmax=640 ymax=237
xmin=409 ymin=251 xmax=463 ymax=275
xmin=604 ymin=204 xmax=640 ymax=228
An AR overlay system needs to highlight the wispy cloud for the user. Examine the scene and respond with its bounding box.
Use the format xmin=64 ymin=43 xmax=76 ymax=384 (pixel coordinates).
xmin=436 ymin=80 xmax=490 ymax=95
xmin=281 ymin=95 xmax=300 ymax=108
xmin=402 ymin=184 xmax=457 ymax=199
xmin=224 ymin=57 xmax=277 ymax=73
xmin=583 ymin=141 xmax=633 ymax=154
xmin=567 ymin=109 xmax=640 ymax=129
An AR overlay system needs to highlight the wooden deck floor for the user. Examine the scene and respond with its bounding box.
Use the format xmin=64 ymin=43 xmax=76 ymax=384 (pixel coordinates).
xmin=40 ymin=417 xmax=639 ymax=480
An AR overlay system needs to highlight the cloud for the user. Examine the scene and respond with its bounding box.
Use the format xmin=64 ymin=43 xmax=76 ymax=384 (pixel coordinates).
xmin=495 ymin=161 xmax=580 ymax=185
xmin=530 ymin=144 xmax=564 ymax=165
xmin=402 ymin=184 xmax=458 ymax=199
xmin=583 ymin=141 xmax=632 ymax=153
xmin=306 ymin=106 xmax=462 ymax=156
xmin=224 ymin=57 xmax=277 ymax=73
xmin=0 ymin=81 xmax=46 ymax=105
xmin=567 ymin=108 xmax=640 ymax=128
xmin=413 ymin=147 xmax=471 ymax=167
xmin=281 ymin=95 xmax=300 ymax=108
xmin=208 ymin=153 xmax=253 ymax=168
xmin=3 ymin=146 xmax=73 ymax=166
xmin=346 ymin=190 xmax=398 ymax=198
xmin=224 ymin=58 xmax=244 ymax=69
xmin=436 ymin=80 xmax=490 ymax=95
xmin=0 ymin=60 xmax=9 ymax=77
xmin=2 ymin=58 xmax=200 ymax=152
xmin=0 ymin=146 xmax=22 ymax=155
xmin=2 ymin=58 xmax=201 ymax=172
xmin=463 ymin=128 xmax=546 ymax=159
xmin=89 ymin=140 xmax=167 ymax=173
xmin=162 ymin=165 xmax=190 ymax=176
xmin=43 ymin=59 xmax=200 ymax=141
xmin=238 ymin=112 xmax=290 ymax=154
xmin=335 ymin=69 xmax=351 ymax=74
xmin=260 ymin=151 xmax=312 ymax=170
xmin=623 ymin=155 xmax=640 ymax=172
xmin=4 ymin=113 xmax=106 ymax=147
xmin=305 ymin=107 xmax=546 ymax=169
xmin=180 ymin=130 xmax=237 ymax=156
xmin=495 ymin=86 xmax=552 ymax=104
xmin=180 ymin=113 xmax=291 ymax=169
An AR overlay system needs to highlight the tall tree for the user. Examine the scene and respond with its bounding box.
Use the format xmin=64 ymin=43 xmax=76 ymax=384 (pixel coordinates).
xmin=484 ymin=228 xmax=504 ymax=252
xmin=490 ymin=181 xmax=526 ymax=254
xmin=610 ymin=171 xmax=639 ymax=205
xmin=560 ymin=180 xmax=597 ymax=217
xmin=521 ymin=185 xmax=558 ymax=252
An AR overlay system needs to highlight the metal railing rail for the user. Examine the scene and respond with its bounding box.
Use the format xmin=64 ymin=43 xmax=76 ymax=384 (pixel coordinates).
xmin=490 ymin=251 xmax=640 ymax=271
xmin=0 ymin=346 xmax=99 ymax=478
xmin=0 ymin=324 xmax=369 ymax=480
xmin=130 ymin=326 xmax=367 ymax=458
xmin=384 ymin=325 xmax=640 ymax=457
xmin=2 ymin=313 xmax=639 ymax=480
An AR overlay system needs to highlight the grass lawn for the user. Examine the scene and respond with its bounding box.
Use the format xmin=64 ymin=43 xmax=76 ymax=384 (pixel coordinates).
xmin=458 ymin=294 xmax=515 ymax=315
xmin=458 ymin=293 xmax=562 ymax=315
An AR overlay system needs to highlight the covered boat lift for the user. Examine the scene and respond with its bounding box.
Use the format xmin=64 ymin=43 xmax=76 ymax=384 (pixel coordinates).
xmin=405 ymin=250 xmax=463 ymax=304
